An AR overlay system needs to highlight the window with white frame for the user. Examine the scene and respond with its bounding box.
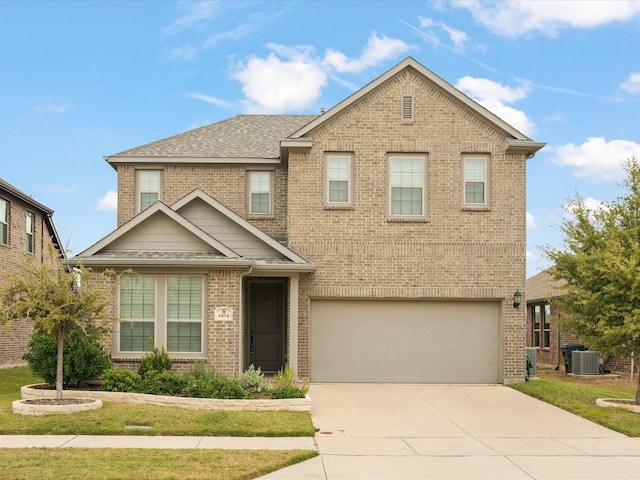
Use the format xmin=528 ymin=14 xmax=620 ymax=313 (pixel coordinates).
xmin=0 ymin=199 xmax=7 ymax=245
xmin=248 ymin=171 xmax=272 ymax=215
xmin=326 ymin=154 xmax=353 ymax=206
xmin=166 ymin=276 xmax=202 ymax=352
xmin=388 ymin=155 xmax=426 ymax=218
xmin=137 ymin=170 xmax=161 ymax=212
xmin=463 ymin=155 xmax=490 ymax=207
xmin=119 ymin=275 xmax=156 ymax=352
xmin=118 ymin=274 xmax=204 ymax=355
xmin=26 ymin=212 xmax=35 ymax=253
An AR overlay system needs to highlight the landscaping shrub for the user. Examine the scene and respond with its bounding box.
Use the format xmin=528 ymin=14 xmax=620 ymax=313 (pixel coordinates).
xmin=23 ymin=334 xmax=111 ymax=388
xmin=182 ymin=372 xmax=246 ymax=399
xmin=140 ymin=370 xmax=186 ymax=395
xmin=99 ymin=369 xmax=141 ymax=392
xmin=138 ymin=346 xmax=172 ymax=377
xmin=237 ymin=364 xmax=266 ymax=393
xmin=271 ymin=386 xmax=306 ymax=399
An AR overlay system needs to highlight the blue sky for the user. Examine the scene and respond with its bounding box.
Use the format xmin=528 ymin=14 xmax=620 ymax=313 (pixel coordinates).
xmin=2 ymin=0 xmax=640 ymax=277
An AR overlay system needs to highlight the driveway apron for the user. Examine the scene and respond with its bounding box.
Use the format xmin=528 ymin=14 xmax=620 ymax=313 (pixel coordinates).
xmin=261 ymin=383 xmax=640 ymax=480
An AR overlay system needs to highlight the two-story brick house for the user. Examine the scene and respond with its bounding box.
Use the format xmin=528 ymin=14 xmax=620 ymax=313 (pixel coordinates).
xmin=0 ymin=178 xmax=64 ymax=367
xmin=70 ymin=57 xmax=544 ymax=384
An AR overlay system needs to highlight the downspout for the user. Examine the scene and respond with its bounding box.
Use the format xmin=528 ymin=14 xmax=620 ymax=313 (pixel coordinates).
xmin=555 ymin=306 xmax=561 ymax=370
xmin=237 ymin=264 xmax=253 ymax=374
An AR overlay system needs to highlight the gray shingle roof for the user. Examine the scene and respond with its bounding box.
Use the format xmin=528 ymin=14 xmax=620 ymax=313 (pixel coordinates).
xmin=108 ymin=115 xmax=317 ymax=159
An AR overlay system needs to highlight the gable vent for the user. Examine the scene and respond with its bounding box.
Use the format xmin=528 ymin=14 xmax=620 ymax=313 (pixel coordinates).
xmin=402 ymin=95 xmax=414 ymax=122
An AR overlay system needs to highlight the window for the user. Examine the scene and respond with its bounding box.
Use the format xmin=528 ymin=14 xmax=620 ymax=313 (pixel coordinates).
xmin=26 ymin=212 xmax=35 ymax=253
xmin=532 ymin=303 xmax=551 ymax=348
xmin=167 ymin=276 xmax=202 ymax=353
xmin=0 ymin=199 xmax=7 ymax=245
xmin=137 ymin=170 xmax=161 ymax=212
xmin=325 ymin=154 xmax=353 ymax=206
xmin=119 ymin=275 xmax=156 ymax=352
xmin=388 ymin=155 xmax=426 ymax=218
xmin=118 ymin=274 xmax=204 ymax=355
xmin=463 ymin=155 xmax=490 ymax=207
xmin=248 ymin=171 xmax=272 ymax=215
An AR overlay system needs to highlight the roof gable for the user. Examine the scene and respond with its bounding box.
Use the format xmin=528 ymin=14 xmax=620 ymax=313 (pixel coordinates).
xmin=76 ymin=202 xmax=239 ymax=259
xmin=172 ymin=189 xmax=310 ymax=264
xmin=284 ymin=57 xmax=544 ymax=156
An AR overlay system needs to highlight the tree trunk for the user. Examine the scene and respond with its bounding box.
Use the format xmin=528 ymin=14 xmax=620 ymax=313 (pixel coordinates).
xmin=636 ymin=372 xmax=640 ymax=405
xmin=56 ymin=324 xmax=64 ymax=401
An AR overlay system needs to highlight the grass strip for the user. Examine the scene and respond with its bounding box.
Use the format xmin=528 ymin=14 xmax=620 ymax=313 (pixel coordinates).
xmin=0 ymin=448 xmax=318 ymax=480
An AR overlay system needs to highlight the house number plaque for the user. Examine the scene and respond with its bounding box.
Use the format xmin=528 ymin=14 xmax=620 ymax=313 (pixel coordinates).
xmin=214 ymin=307 xmax=233 ymax=321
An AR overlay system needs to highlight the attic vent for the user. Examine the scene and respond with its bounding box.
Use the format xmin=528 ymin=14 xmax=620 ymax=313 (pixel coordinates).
xmin=401 ymin=95 xmax=414 ymax=122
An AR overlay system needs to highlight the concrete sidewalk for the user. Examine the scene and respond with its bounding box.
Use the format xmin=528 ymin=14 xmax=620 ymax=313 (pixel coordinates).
xmin=0 ymin=434 xmax=315 ymax=450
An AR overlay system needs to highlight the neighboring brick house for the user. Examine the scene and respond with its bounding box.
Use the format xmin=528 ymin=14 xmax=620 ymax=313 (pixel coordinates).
xmin=69 ymin=57 xmax=544 ymax=384
xmin=0 ymin=178 xmax=64 ymax=367
xmin=526 ymin=269 xmax=635 ymax=374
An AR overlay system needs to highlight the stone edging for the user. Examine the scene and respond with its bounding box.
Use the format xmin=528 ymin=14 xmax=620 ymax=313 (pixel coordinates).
xmin=21 ymin=385 xmax=311 ymax=412
xmin=13 ymin=398 xmax=103 ymax=416
xmin=596 ymin=398 xmax=640 ymax=413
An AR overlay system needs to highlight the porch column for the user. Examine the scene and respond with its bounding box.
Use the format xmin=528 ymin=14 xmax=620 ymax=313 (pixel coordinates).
xmin=289 ymin=273 xmax=299 ymax=379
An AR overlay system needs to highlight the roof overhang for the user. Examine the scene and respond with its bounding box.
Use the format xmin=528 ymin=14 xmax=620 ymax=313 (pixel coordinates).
xmin=506 ymin=140 xmax=547 ymax=159
xmin=104 ymin=156 xmax=281 ymax=169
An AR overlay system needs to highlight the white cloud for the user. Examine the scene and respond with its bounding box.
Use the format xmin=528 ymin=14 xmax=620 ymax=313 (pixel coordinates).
xmin=455 ymin=76 xmax=535 ymax=135
xmin=526 ymin=250 xmax=536 ymax=263
xmin=232 ymin=33 xmax=413 ymax=113
xmin=323 ymin=33 xmax=414 ymax=73
xmin=233 ymin=52 xmax=328 ymax=113
xmin=620 ymin=72 xmax=640 ymax=94
xmin=411 ymin=16 xmax=471 ymax=53
xmin=163 ymin=0 xmax=220 ymax=36
xmin=97 ymin=190 xmax=117 ymax=211
xmin=526 ymin=212 xmax=538 ymax=230
xmin=34 ymin=104 xmax=69 ymax=113
xmin=452 ymin=0 xmax=640 ymax=38
xmin=551 ymin=137 xmax=640 ymax=181
xmin=563 ymin=197 xmax=609 ymax=223
xmin=440 ymin=24 xmax=470 ymax=53
xmin=185 ymin=92 xmax=234 ymax=109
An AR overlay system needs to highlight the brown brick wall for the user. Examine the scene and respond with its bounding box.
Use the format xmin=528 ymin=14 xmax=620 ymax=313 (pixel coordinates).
xmin=288 ymin=71 xmax=527 ymax=382
xmin=207 ymin=269 xmax=241 ymax=376
xmin=117 ymin=164 xmax=288 ymax=239
xmin=0 ymin=193 xmax=60 ymax=367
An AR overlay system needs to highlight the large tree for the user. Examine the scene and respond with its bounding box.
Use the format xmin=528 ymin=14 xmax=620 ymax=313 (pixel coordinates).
xmin=1 ymin=253 xmax=113 ymax=400
xmin=545 ymin=158 xmax=640 ymax=403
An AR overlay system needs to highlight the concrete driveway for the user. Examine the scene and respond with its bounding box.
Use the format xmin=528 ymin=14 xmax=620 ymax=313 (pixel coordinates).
xmin=261 ymin=383 xmax=640 ymax=480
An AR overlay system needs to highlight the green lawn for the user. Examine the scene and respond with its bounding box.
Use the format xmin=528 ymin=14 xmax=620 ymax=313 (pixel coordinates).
xmin=511 ymin=367 xmax=640 ymax=437
xmin=0 ymin=367 xmax=315 ymax=437
xmin=0 ymin=366 xmax=317 ymax=480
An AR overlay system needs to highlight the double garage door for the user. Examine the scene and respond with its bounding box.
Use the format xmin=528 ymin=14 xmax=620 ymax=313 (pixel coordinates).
xmin=310 ymin=300 xmax=500 ymax=383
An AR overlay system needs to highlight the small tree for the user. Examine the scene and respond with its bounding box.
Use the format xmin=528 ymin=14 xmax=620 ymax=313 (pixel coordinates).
xmin=544 ymin=157 xmax=640 ymax=403
xmin=0 ymin=253 xmax=113 ymax=400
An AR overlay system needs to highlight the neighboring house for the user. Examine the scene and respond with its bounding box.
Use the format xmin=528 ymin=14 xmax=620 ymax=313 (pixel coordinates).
xmin=0 ymin=178 xmax=64 ymax=367
xmin=526 ymin=269 xmax=634 ymax=374
xmin=69 ymin=57 xmax=544 ymax=384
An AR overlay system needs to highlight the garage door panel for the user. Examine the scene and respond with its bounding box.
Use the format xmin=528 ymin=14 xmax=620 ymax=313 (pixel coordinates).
xmin=310 ymin=300 xmax=500 ymax=383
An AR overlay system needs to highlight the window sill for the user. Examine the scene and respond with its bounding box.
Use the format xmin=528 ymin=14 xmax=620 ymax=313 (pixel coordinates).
xmin=386 ymin=217 xmax=429 ymax=223
xmin=461 ymin=206 xmax=491 ymax=211
xmin=248 ymin=214 xmax=275 ymax=220
xmin=324 ymin=205 xmax=354 ymax=210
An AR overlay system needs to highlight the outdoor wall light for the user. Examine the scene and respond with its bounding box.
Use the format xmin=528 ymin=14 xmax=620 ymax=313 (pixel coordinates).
xmin=513 ymin=290 xmax=522 ymax=309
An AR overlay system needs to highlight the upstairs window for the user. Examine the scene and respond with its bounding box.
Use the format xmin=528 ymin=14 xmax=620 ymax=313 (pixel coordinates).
xmin=463 ymin=155 xmax=490 ymax=208
xmin=248 ymin=171 xmax=272 ymax=216
xmin=388 ymin=155 xmax=426 ymax=218
xmin=0 ymin=199 xmax=7 ymax=245
xmin=325 ymin=154 xmax=353 ymax=206
xmin=137 ymin=170 xmax=161 ymax=212
xmin=26 ymin=212 xmax=35 ymax=253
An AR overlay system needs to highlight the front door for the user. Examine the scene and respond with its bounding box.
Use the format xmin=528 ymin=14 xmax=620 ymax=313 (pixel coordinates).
xmin=249 ymin=280 xmax=285 ymax=372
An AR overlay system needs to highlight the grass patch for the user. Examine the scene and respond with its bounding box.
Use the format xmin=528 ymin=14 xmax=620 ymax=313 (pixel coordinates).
xmin=0 ymin=448 xmax=318 ymax=480
xmin=511 ymin=367 xmax=640 ymax=437
xmin=0 ymin=367 xmax=315 ymax=437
